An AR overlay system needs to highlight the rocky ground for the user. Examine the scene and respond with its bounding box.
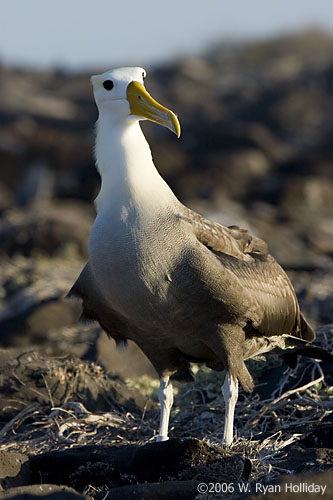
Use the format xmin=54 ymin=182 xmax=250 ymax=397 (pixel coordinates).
xmin=0 ymin=30 xmax=332 ymax=498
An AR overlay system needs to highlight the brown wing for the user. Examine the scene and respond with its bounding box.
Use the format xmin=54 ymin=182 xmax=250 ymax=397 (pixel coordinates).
xmin=178 ymin=206 xmax=314 ymax=341
xmin=179 ymin=206 xmax=268 ymax=260
xmin=68 ymin=263 xmax=130 ymax=345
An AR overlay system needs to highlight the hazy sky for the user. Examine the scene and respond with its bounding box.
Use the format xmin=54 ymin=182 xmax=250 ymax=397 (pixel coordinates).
xmin=1 ymin=0 xmax=333 ymax=70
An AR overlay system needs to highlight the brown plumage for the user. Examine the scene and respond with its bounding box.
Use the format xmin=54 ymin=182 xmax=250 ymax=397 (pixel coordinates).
xmin=70 ymin=204 xmax=315 ymax=392
xmin=69 ymin=67 xmax=329 ymax=445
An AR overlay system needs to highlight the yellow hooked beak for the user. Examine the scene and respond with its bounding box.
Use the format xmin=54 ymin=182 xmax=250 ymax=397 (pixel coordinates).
xmin=127 ymin=81 xmax=181 ymax=138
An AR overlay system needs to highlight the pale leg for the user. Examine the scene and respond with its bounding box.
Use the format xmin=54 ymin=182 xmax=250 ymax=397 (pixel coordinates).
xmin=221 ymin=371 xmax=239 ymax=446
xmin=156 ymin=376 xmax=174 ymax=442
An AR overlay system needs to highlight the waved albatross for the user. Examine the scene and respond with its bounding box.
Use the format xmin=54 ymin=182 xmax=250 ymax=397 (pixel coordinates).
xmin=70 ymin=67 xmax=328 ymax=445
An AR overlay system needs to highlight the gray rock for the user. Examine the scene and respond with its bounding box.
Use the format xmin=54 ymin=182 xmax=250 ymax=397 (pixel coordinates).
xmin=0 ymin=485 xmax=84 ymax=499
xmin=0 ymin=451 xmax=29 ymax=489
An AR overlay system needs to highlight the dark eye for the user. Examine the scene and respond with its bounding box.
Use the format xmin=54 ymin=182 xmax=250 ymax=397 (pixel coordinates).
xmin=142 ymin=72 xmax=146 ymax=81
xmin=103 ymin=80 xmax=114 ymax=91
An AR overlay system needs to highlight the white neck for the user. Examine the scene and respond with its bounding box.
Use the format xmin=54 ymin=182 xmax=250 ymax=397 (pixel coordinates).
xmin=94 ymin=113 xmax=178 ymax=214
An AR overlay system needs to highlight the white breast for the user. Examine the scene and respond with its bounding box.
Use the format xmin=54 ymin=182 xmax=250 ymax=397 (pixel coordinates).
xmin=88 ymin=111 xmax=186 ymax=318
xmin=88 ymin=203 xmax=186 ymax=319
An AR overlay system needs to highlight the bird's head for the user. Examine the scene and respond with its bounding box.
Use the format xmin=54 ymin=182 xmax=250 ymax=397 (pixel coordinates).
xmin=91 ymin=67 xmax=181 ymax=137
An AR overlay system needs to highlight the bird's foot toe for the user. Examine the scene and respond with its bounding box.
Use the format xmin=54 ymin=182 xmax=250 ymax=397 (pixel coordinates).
xmin=156 ymin=435 xmax=169 ymax=442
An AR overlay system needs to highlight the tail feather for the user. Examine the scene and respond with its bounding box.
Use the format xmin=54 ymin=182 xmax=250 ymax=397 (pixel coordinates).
xmin=281 ymin=343 xmax=333 ymax=369
xmin=294 ymin=345 xmax=333 ymax=362
xmin=300 ymin=313 xmax=315 ymax=342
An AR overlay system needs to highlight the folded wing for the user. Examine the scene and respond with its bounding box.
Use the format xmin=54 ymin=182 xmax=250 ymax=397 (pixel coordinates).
xmin=178 ymin=206 xmax=314 ymax=341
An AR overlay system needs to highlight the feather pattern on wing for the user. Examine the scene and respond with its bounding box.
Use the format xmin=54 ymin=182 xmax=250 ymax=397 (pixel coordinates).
xmin=178 ymin=205 xmax=314 ymax=341
xmin=179 ymin=206 xmax=268 ymax=259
